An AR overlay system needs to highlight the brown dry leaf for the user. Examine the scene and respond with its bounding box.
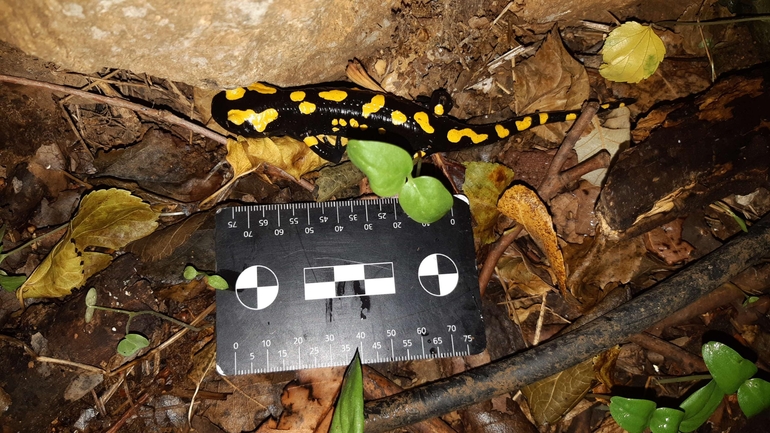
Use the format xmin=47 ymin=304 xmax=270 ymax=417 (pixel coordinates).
xmin=594 ymin=346 xmax=621 ymax=391
xmin=566 ymin=235 xmax=647 ymax=299
xmin=573 ymin=107 xmax=631 ymax=186
xmin=550 ymin=181 xmax=601 ymax=244
xmin=643 ymin=218 xmax=694 ymax=265
xmin=497 ymin=255 xmax=552 ymax=297
xmin=463 ymin=162 xmax=515 ymax=245
xmin=498 ymin=185 xmax=567 ymax=293
xmin=521 ymin=358 xmax=594 ymax=425
xmin=513 ymin=27 xmax=590 ymax=143
xmin=258 ymin=366 xmax=345 ymax=432
xmin=125 ymin=212 xmax=209 ymax=262
xmin=19 ymin=189 xmax=159 ymax=299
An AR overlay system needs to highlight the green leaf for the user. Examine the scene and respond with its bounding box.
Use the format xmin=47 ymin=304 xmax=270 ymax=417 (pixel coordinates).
xmin=462 ymin=162 xmax=515 ymax=244
xmin=84 ymin=287 xmax=98 ymax=323
xmin=737 ymin=378 xmax=770 ymax=418
xmin=183 ymin=265 xmax=200 ymax=280
xmin=399 ymin=176 xmax=454 ymax=224
xmin=649 ymin=407 xmax=685 ymax=433
xmin=600 ymin=21 xmax=666 ymax=83
xmin=117 ymin=333 xmax=150 ymax=357
xmin=205 ymin=274 xmax=229 ymax=290
xmin=330 ymin=350 xmax=364 ymax=433
xmin=347 ymin=140 xmax=412 ymax=197
xmin=702 ymin=341 xmax=757 ymax=394
xmin=0 ymin=274 xmax=27 ymax=292
xmin=679 ymin=380 xmax=725 ymax=432
xmin=609 ymin=396 xmax=656 ymax=433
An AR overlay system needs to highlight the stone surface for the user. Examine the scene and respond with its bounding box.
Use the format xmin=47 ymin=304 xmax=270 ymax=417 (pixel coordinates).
xmin=0 ymin=0 xmax=396 ymax=88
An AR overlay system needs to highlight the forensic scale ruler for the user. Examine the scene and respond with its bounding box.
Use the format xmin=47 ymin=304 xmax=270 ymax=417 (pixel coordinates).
xmin=215 ymin=197 xmax=486 ymax=375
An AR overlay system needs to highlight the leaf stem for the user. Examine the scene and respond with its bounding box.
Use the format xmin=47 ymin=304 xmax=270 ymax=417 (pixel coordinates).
xmin=90 ymin=305 xmax=201 ymax=333
xmin=0 ymin=223 xmax=69 ymax=264
xmin=657 ymin=15 xmax=770 ymax=26
xmin=655 ymin=374 xmax=713 ymax=384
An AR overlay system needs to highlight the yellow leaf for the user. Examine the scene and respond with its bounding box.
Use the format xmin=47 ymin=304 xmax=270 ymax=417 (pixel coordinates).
xmin=18 ymin=237 xmax=85 ymax=299
xmin=70 ymin=189 xmax=160 ymax=250
xmin=497 ymin=185 xmax=567 ymax=293
xmin=600 ymin=22 xmax=666 ymax=83
xmin=228 ymin=136 xmax=325 ymax=181
xmin=19 ymin=189 xmax=159 ymax=299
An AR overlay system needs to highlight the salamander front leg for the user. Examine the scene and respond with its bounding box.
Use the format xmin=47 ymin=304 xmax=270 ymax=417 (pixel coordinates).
xmin=307 ymin=134 xmax=345 ymax=163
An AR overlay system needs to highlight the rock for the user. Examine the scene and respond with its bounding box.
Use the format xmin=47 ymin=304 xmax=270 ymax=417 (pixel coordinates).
xmin=0 ymin=0 xmax=396 ymax=88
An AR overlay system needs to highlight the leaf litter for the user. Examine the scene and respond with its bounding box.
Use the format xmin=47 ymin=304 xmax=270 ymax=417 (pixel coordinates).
xmin=1 ymin=4 xmax=769 ymax=432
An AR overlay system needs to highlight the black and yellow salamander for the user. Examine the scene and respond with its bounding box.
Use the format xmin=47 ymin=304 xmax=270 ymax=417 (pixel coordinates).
xmin=211 ymin=82 xmax=629 ymax=163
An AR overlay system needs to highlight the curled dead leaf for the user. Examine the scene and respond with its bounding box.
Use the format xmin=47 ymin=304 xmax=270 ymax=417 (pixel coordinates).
xmin=497 ymin=185 xmax=567 ymax=294
xmin=19 ymin=189 xmax=159 ymax=299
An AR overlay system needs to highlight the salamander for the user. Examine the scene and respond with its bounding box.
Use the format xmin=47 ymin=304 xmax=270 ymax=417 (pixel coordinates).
xmin=211 ymin=82 xmax=629 ymax=163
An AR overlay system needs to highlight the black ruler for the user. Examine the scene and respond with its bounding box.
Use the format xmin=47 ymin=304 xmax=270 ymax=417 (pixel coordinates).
xmin=215 ymin=197 xmax=485 ymax=375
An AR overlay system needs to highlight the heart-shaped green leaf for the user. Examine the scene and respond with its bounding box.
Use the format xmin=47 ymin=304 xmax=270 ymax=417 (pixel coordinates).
xmin=609 ymin=396 xmax=656 ymax=433
xmin=330 ymin=350 xmax=364 ymax=433
xmin=347 ymin=140 xmax=412 ymax=197
xmin=679 ymin=380 xmax=725 ymax=432
xmin=399 ymin=176 xmax=454 ymax=224
xmin=649 ymin=407 xmax=684 ymax=433
xmin=183 ymin=265 xmax=200 ymax=280
xmin=117 ymin=333 xmax=150 ymax=357
xmin=737 ymin=378 xmax=770 ymax=418
xmin=702 ymin=341 xmax=757 ymax=394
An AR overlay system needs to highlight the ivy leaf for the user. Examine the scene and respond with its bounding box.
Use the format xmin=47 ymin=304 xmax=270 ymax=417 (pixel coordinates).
xmin=117 ymin=333 xmax=150 ymax=357
xmin=609 ymin=396 xmax=656 ymax=433
xmin=737 ymin=378 xmax=770 ymax=418
xmin=399 ymin=176 xmax=454 ymax=224
xmin=347 ymin=140 xmax=412 ymax=197
xmin=702 ymin=341 xmax=757 ymax=394
xmin=600 ymin=22 xmax=666 ymax=83
xmin=330 ymin=350 xmax=364 ymax=433
xmin=679 ymin=380 xmax=725 ymax=432
xmin=18 ymin=189 xmax=159 ymax=299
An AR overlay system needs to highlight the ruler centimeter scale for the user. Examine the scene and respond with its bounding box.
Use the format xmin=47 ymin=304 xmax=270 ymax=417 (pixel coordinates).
xmin=215 ymin=197 xmax=486 ymax=375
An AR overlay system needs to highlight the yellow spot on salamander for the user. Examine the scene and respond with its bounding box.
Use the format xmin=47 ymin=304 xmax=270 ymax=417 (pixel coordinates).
xmin=290 ymin=91 xmax=306 ymax=102
xmin=332 ymin=119 xmax=339 ymax=126
xmin=434 ymin=104 xmax=445 ymax=116
xmin=299 ymin=101 xmax=316 ymax=114
xmin=495 ymin=124 xmax=509 ymax=138
xmin=247 ymin=82 xmax=277 ymax=94
xmin=332 ymin=127 xmax=340 ymax=132
xmin=600 ymin=103 xmax=610 ymax=109
xmin=515 ymin=117 xmax=532 ymax=131
xmin=417 ymin=150 xmax=427 ymax=158
xmin=566 ymin=113 xmax=577 ymax=121
xmin=225 ymin=88 xmax=246 ymax=100
xmin=414 ymin=112 xmax=434 ymax=133
xmin=340 ymin=137 xmax=349 ymax=146
xmin=319 ymin=90 xmax=348 ymax=102
xmin=227 ymin=108 xmax=279 ymax=132
xmin=304 ymin=136 xmax=319 ymax=147
xmin=360 ymin=124 xmax=368 ymax=130
xmin=378 ymin=127 xmax=386 ymax=134
xmin=362 ymin=94 xmax=385 ymax=118
xmin=539 ymin=113 xmax=549 ymax=124
xmin=350 ymin=118 xmax=359 ymax=128
xmin=446 ymin=128 xmax=488 ymax=144
xmin=339 ymin=119 xmax=347 ymax=127
xmin=391 ymin=110 xmax=407 ymax=125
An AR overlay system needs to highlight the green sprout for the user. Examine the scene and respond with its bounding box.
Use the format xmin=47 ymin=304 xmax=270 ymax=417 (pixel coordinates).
xmin=184 ymin=265 xmax=228 ymax=290
xmin=84 ymin=287 xmax=200 ymax=356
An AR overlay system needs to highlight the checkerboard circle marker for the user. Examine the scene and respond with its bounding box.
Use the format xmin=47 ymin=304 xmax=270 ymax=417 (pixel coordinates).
xmin=418 ymin=253 xmax=459 ymax=296
xmin=235 ymin=265 xmax=279 ymax=310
